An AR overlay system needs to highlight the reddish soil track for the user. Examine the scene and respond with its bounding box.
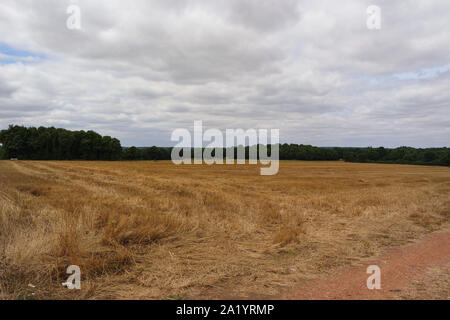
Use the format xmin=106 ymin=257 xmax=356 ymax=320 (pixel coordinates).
xmin=281 ymin=229 xmax=450 ymax=300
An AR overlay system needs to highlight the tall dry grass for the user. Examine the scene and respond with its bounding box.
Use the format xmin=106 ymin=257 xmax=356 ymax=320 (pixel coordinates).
xmin=0 ymin=160 xmax=449 ymax=299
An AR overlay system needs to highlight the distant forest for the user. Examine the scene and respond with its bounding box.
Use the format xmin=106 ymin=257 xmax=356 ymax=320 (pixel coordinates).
xmin=0 ymin=125 xmax=449 ymax=166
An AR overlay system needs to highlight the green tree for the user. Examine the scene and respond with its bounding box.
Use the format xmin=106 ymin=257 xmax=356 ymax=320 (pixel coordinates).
xmin=123 ymin=146 xmax=140 ymax=160
xmin=423 ymin=150 xmax=437 ymax=162
xmin=0 ymin=125 xmax=122 ymax=161
xmin=438 ymin=149 xmax=450 ymax=166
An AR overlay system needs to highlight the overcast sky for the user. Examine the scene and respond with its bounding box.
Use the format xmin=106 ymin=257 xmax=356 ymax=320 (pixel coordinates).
xmin=0 ymin=0 xmax=449 ymax=147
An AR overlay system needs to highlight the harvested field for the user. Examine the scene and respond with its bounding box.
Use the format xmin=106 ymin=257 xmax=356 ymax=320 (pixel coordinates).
xmin=0 ymin=160 xmax=449 ymax=299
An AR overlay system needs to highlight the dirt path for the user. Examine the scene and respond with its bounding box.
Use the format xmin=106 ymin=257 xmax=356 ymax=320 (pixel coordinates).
xmin=280 ymin=229 xmax=450 ymax=299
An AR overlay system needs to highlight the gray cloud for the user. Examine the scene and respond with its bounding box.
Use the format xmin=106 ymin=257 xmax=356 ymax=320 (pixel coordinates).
xmin=0 ymin=0 xmax=449 ymax=147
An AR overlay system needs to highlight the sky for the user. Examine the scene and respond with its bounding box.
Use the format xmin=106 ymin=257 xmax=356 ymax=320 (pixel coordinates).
xmin=0 ymin=0 xmax=449 ymax=147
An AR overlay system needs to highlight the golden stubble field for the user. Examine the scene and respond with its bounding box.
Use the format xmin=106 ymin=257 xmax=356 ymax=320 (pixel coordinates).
xmin=0 ymin=160 xmax=449 ymax=299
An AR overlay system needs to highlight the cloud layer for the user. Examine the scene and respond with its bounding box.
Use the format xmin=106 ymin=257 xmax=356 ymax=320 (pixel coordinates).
xmin=0 ymin=0 xmax=449 ymax=147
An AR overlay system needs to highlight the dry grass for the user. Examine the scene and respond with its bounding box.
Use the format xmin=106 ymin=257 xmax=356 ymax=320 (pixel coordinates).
xmin=395 ymin=263 xmax=450 ymax=300
xmin=0 ymin=160 xmax=449 ymax=299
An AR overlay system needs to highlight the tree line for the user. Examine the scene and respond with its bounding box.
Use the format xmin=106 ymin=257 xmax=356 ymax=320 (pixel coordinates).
xmin=278 ymin=144 xmax=449 ymax=166
xmin=0 ymin=125 xmax=448 ymax=166
xmin=0 ymin=125 xmax=122 ymax=160
xmin=0 ymin=125 xmax=172 ymax=161
xmin=339 ymin=146 xmax=450 ymax=166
